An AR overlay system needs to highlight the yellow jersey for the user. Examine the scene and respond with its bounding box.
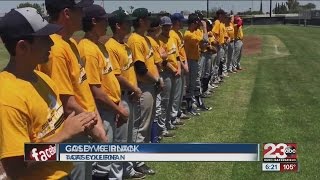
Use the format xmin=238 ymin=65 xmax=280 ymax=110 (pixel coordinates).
xmin=78 ymin=38 xmax=121 ymax=103
xmin=105 ymin=38 xmax=138 ymax=89
xmin=184 ymin=30 xmax=203 ymax=60
xmin=127 ymin=32 xmax=158 ymax=82
xmin=158 ymin=34 xmax=179 ymax=71
xmin=0 ymin=70 xmax=73 ymax=180
xmin=37 ymin=34 xmax=96 ymax=112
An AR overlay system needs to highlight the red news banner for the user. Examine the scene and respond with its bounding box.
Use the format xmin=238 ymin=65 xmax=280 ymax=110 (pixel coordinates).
xmin=262 ymin=143 xmax=298 ymax=172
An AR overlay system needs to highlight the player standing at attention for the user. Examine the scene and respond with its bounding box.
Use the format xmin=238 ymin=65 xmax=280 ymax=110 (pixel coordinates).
xmin=128 ymin=7 xmax=163 ymax=175
xmin=78 ymin=5 xmax=131 ymax=179
xmin=37 ymin=0 xmax=108 ymax=179
xmin=146 ymin=16 xmax=171 ymax=141
xmin=157 ymin=16 xmax=181 ymax=137
xmin=212 ymin=9 xmax=227 ymax=84
xmin=234 ymin=15 xmax=244 ymax=71
xmin=226 ymin=15 xmax=236 ymax=74
xmin=184 ymin=13 xmax=211 ymax=116
xmin=106 ymin=9 xmax=146 ymax=179
xmin=0 ymin=7 xmax=97 ymax=180
xmin=170 ymin=13 xmax=191 ymax=123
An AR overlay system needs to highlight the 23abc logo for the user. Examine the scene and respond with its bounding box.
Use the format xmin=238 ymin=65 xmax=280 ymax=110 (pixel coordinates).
xmin=263 ymin=143 xmax=297 ymax=159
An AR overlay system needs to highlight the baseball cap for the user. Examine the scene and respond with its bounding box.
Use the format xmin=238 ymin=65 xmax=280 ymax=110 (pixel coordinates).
xmin=0 ymin=7 xmax=62 ymax=39
xmin=83 ymin=4 xmax=108 ymax=20
xmin=149 ymin=16 xmax=161 ymax=28
xmin=108 ymin=9 xmax=136 ymax=25
xmin=132 ymin=8 xmax=151 ymax=20
xmin=195 ymin=10 xmax=204 ymax=20
xmin=45 ymin=0 xmax=94 ymax=13
xmin=160 ymin=16 xmax=172 ymax=26
xmin=216 ymin=9 xmax=227 ymax=16
xmin=171 ymin=13 xmax=187 ymax=22
xmin=188 ymin=13 xmax=201 ymax=24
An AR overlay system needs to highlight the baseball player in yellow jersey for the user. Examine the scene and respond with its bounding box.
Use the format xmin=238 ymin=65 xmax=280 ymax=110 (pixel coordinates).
xmin=37 ymin=0 xmax=108 ymax=179
xmin=157 ymin=16 xmax=183 ymax=138
xmin=0 ymin=7 xmax=97 ymax=180
xmin=78 ymin=5 xmax=133 ymax=179
xmin=146 ymin=16 xmax=175 ymax=140
xmin=222 ymin=16 xmax=230 ymax=78
xmin=226 ymin=15 xmax=236 ymax=73
xmin=184 ymin=13 xmax=211 ymax=115
xmin=128 ymin=8 xmax=162 ymax=175
xmin=200 ymin=19 xmax=218 ymax=96
xmin=234 ymin=16 xmax=244 ymax=70
xmin=212 ymin=9 xmax=227 ymax=84
xmin=170 ymin=13 xmax=191 ymax=122
xmin=106 ymin=10 xmax=146 ymax=179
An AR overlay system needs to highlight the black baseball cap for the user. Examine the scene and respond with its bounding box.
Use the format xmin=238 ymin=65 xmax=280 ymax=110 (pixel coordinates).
xmin=216 ymin=9 xmax=227 ymax=16
xmin=45 ymin=0 xmax=94 ymax=13
xmin=108 ymin=9 xmax=136 ymax=25
xmin=188 ymin=13 xmax=201 ymax=24
xmin=132 ymin=8 xmax=151 ymax=20
xmin=0 ymin=7 xmax=62 ymax=39
xmin=83 ymin=4 xmax=109 ymax=20
xmin=149 ymin=16 xmax=161 ymax=28
xmin=195 ymin=10 xmax=204 ymax=20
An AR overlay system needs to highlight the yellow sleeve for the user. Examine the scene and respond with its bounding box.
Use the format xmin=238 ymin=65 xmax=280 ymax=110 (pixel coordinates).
xmin=48 ymin=54 xmax=74 ymax=95
xmin=185 ymin=32 xmax=202 ymax=43
xmin=167 ymin=39 xmax=177 ymax=63
xmin=129 ymin=42 xmax=145 ymax=63
xmin=0 ymin=105 xmax=30 ymax=158
xmin=152 ymin=45 xmax=162 ymax=64
xmin=239 ymin=27 xmax=244 ymax=39
xmin=83 ymin=55 xmax=102 ymax=85
xmin=212 ymin=22 xmax=220 ymax=35
xmin=107 ymin=48 xmax=121 ymax=75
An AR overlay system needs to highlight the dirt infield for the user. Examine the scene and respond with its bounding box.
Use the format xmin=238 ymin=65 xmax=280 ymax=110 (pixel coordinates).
xmin=242 ymin=35 xmax=262 ymax=56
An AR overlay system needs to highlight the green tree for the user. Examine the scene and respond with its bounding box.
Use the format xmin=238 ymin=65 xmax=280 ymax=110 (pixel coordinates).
xmin=300 ymin=3 xmax=316 ymax=10
xmin=17 ymin=2 xmax=44 ymax=16
xmin=286 ymin=0 xmax=300 ymax=13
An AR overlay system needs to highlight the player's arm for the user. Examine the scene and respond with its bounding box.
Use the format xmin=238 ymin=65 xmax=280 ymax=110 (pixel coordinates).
xmin=130 ymin=42 xmax=158 ymax=83
xmin=49 ymin=55 xmax=85 ymax=115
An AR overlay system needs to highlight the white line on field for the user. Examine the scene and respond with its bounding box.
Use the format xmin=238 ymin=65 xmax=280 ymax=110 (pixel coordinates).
xmin=274 ymin=45 xmax=280 ymax=55
xmin=243 ymin=26 xmax=251 ymax=30
xmin=0 ymin=173 xmax=6 ymax=180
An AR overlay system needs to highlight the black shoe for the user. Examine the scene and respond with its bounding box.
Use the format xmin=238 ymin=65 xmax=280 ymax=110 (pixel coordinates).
xmin=135 ymin=164 xmax=156 ymax=175
xmin=188 ymin=109 xmax=201 ymax=116
xmin=172 ymin=121 xmax=185 ymax=126
xmin=92 ymin=174 xmax=109 ymax=180
xmin=124 ymin=171 xmax=146 ymax=179
xmin=168 ymin=125 xmax=178 ymax=130
xmin=198 ymin=105 xmax=212 ymax=111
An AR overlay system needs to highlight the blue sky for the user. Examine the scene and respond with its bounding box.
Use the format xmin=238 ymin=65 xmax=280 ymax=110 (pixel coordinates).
xmin=0 ymin=1 xmax=319 ymax=14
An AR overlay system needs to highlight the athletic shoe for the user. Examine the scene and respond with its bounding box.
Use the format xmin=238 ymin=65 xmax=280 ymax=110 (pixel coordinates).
xmin=161 ymin=131 xmax=175 ymax=137
xmin=168 ymin=125 xmax=178 ymax=130
xmin=124 ymin=172 xmax=146 ymax=179
xmin=134 ymin=164 xmax=155 ymax=175
xmin=179 ymin=113 xmax=190 ymax=120
xmin=173 ymin=121 xmax=185 ymax=125
xmin=198 ymin=105 xmax=213 ymax=111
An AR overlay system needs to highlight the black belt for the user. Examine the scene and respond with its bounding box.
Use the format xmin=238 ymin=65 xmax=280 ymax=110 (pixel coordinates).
xmin=121 ymin=91 xmax=133 ymax=96
xmin=230 ymin=40 xmax=234 ymax=43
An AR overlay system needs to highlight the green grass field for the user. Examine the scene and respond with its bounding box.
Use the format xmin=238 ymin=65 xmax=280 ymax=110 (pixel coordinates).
xmin=0 ymin=25 xmax=319 ymax=179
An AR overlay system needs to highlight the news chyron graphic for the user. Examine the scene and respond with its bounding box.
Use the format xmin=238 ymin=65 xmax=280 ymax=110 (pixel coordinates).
xmin=262 ymin=143 xmax=298 ymax=172
xmin=24 ymin=143 xmax=57 ymax=161
xmin=24 ymin=143 xmax=259 ymax=162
